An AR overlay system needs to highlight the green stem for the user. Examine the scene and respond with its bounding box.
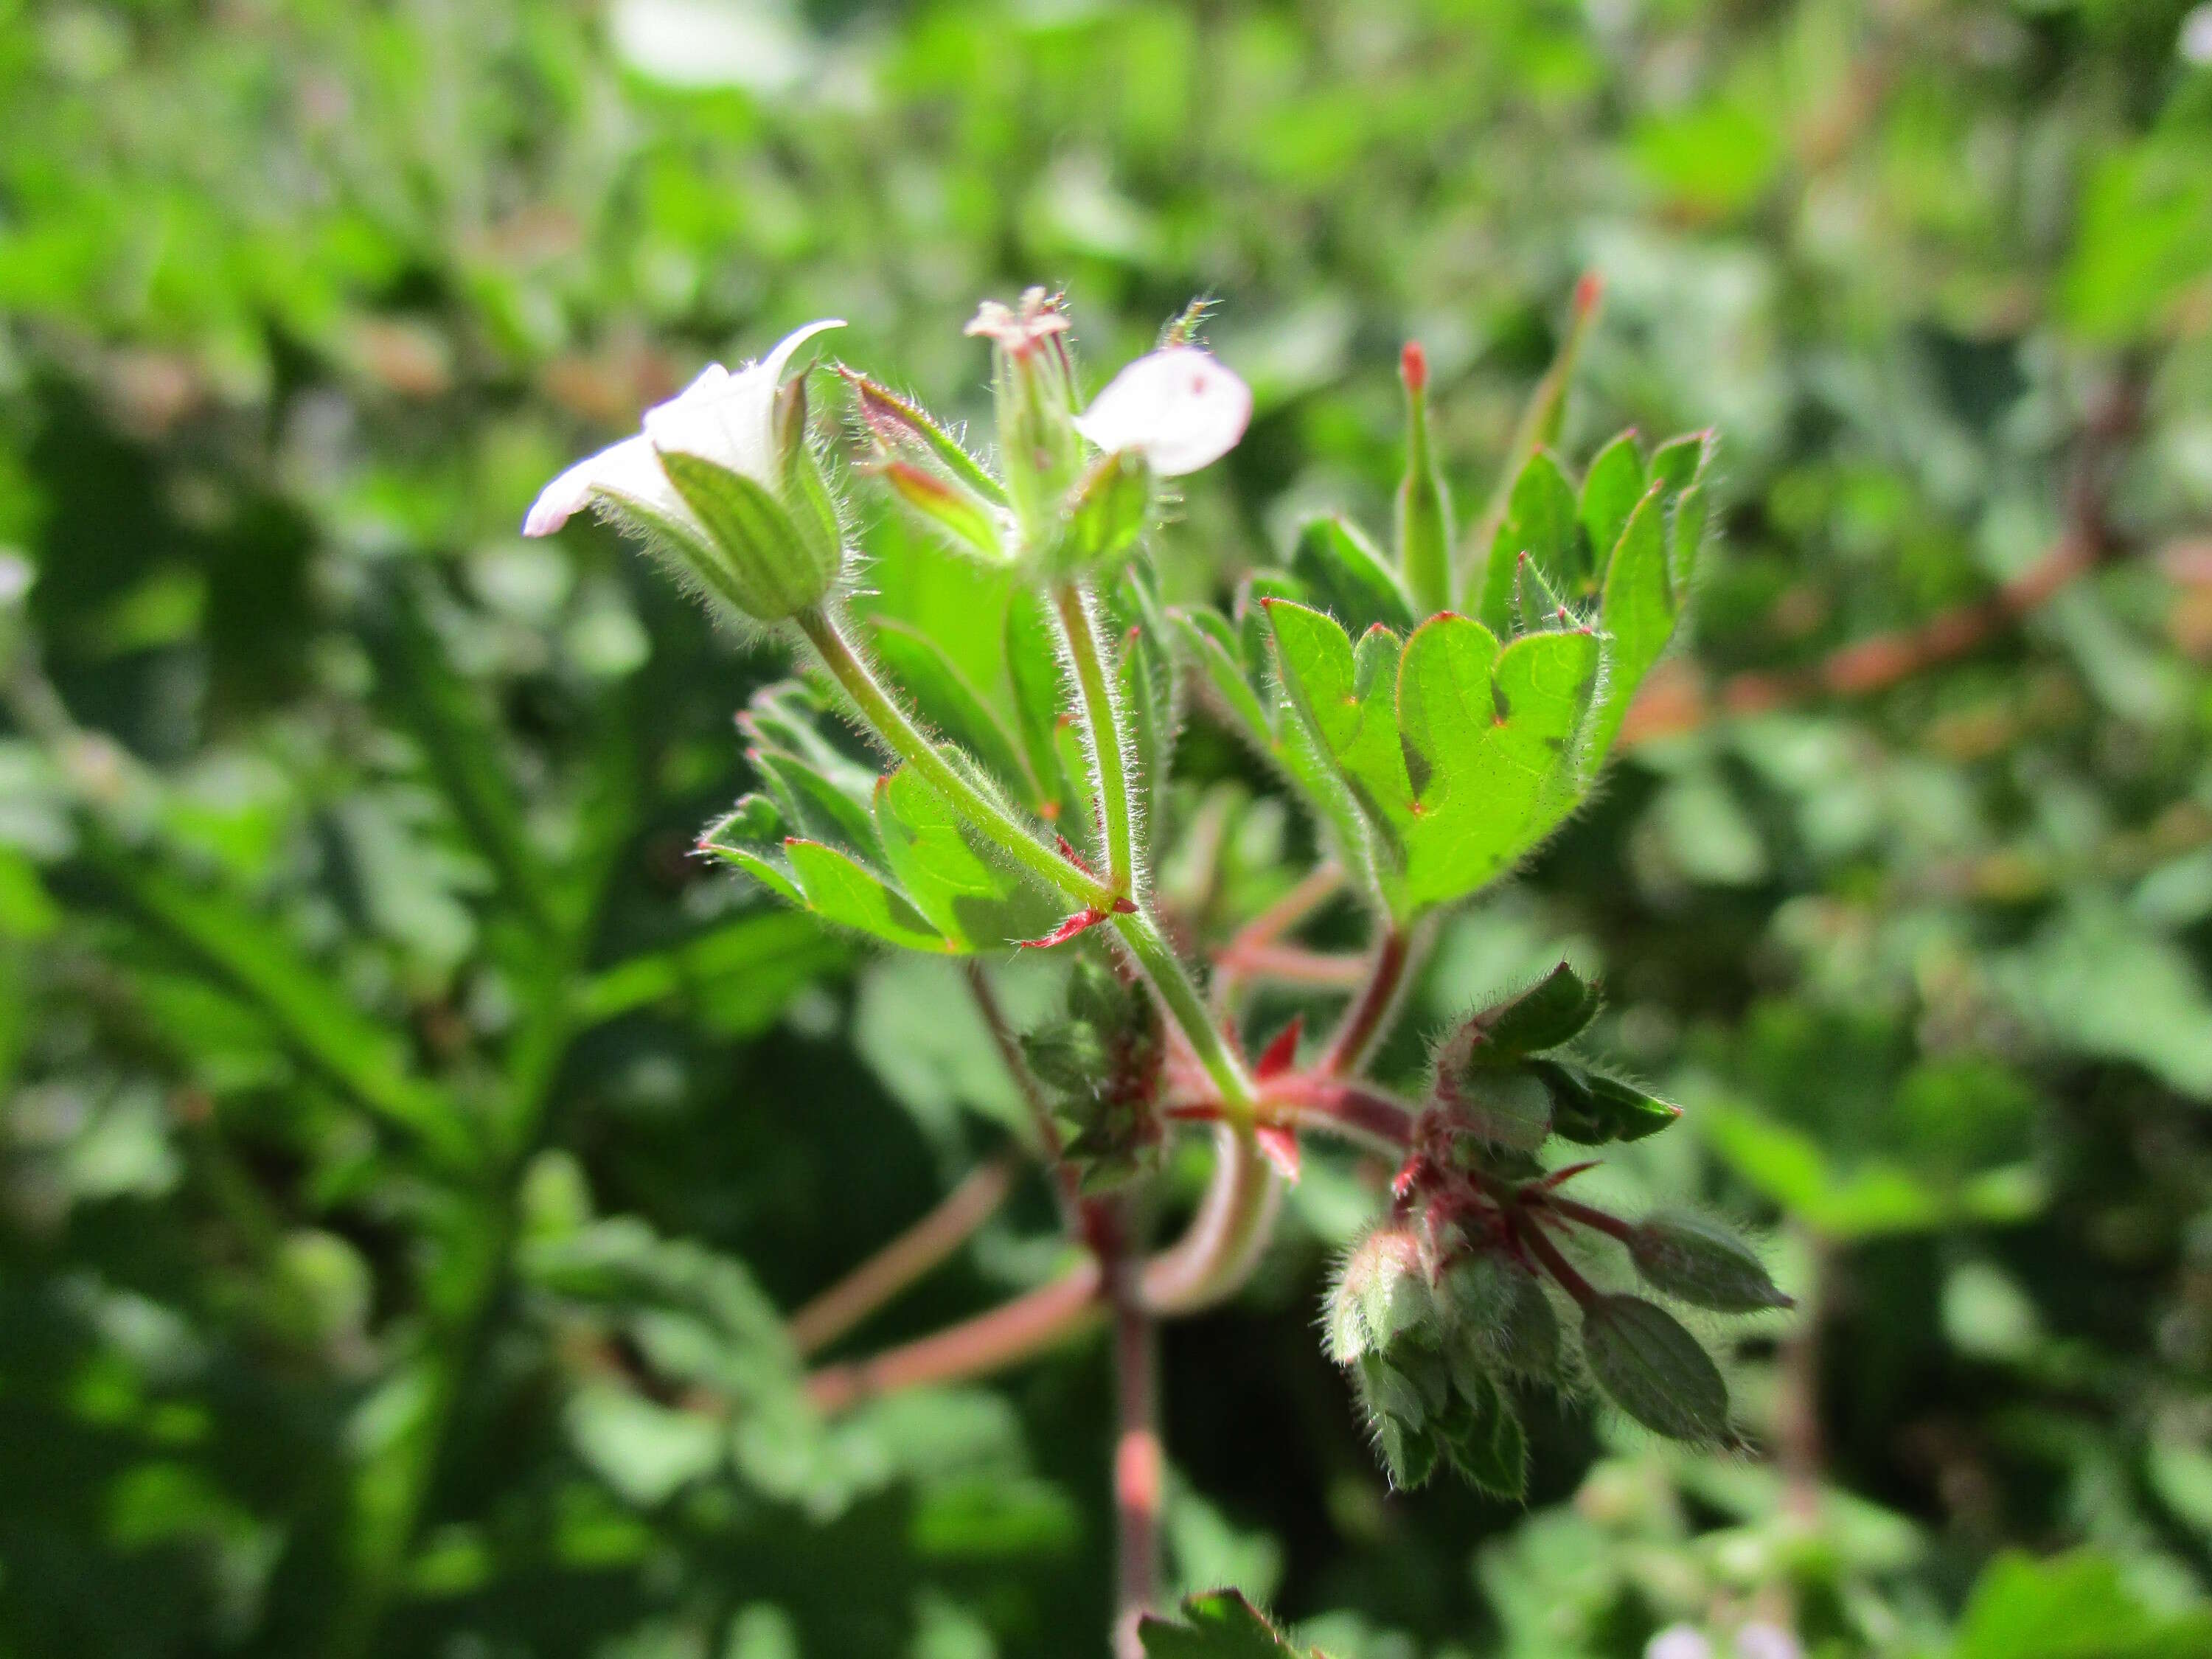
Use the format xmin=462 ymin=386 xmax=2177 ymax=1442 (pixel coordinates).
xmin=1112 ymin=906 xmax=1253 ymax=1119
xmin=796 ymin=604 xmax=1118 ymax=913
xmin=1052 ymin=582 xmax=1135 ymax=898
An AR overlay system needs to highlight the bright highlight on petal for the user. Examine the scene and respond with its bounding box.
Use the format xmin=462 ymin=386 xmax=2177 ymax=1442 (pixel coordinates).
xmin=1073 ymin=346 xmax=1252 ymax=478
xmin=522 ymin=320 xmax=843 ymax=538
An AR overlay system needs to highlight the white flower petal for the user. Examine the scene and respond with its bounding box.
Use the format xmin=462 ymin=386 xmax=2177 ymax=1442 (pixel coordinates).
xmin=643 ymin=319 xmax=844 ymax=482
xmin=524 ymin=433 xmax=682 ymax=537
xmin=1074 ymin=346 xmax=1252 ymax=478
xmin=524 ymin=321 xmax=842 ymax=536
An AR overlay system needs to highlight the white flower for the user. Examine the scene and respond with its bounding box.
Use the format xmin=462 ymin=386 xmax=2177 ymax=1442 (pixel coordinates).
xmin=523 ymin=319 xmax=843 ymax=539
xmin=1646 ymin=1627 xmax=1714 ymax=1659
xmin=1073 ymin=346 xmax=1252 ymax=478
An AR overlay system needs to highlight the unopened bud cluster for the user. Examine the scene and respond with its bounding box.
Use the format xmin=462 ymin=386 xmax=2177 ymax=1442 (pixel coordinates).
xmin=1326 ymin=964 xmax=1791 ymax=1489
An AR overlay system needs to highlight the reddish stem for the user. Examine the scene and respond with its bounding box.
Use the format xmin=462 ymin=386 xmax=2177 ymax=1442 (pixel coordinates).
xmin=806 ymin=1259 xmax=1105 ymax=1413
xmin=1211 ymin=942 xmax=1370 ymax=988
xmin=1262 ymin=1074 xmax=1416 ymax=1156
xmin=1108 ymin=1251 xmax=1161 ymax=1659
xmin=1320 ymin=922 xmax=1422 ymax=1076
xmin=1510 ymin=1206 xmax=1599 ymax=1307
xmin=967 ymin=960 xmax=1082 ymax=1222
xmin=1537 ymin=1191 xmax=1637 ymax=1245
xmin=788 ymin=1152 xmax=1020 ymax=1356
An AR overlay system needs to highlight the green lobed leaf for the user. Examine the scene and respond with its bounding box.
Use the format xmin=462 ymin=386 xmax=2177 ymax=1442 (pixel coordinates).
xmin=785 ymin=838 xmax=950 ymax=952
xmin=1291 ymin=515 xmax=1416 ymax=638
xmin=868 ymin=616 xmax=1043 ymax=811
xmin=1475 ymin=449 xmax=1578 ymax=635
xmin=1583 ymin=481 xmax=1678 ymax=772
xmin=1139 ymin=1590 xmax=1321 ymax=1658
xmin=1397 ymin=617 xmax=1599 ymax=913
xmin=1576 ymin=431 xmax=1646 ymax=590
xmin=872 ymin=762 xmax=1057 ymax=951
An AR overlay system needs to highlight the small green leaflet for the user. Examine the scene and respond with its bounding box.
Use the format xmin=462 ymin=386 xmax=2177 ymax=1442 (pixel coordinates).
xmin=1139 ymin=1590 xmax=1327 ymax=1658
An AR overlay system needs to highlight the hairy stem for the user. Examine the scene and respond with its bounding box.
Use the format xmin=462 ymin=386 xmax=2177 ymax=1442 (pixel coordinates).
xmin=1262 ymin=1074 xmax=1416 ymax=1157
xmin=1539 ymin=1191 xmax=1638 ymax=1245
xmin=1113 ymin=906 xmax=1255 ymax=1121
xmin=796 ymin=604 xmax=1117 ymax=912
xmin=1054 ymin=582 xmax=1136 ymax=898
xmin=787 ymin=1153 xmax=1020 ymax=1356
xmin=1512 ymin=1207 xmax=1599 ymax=1307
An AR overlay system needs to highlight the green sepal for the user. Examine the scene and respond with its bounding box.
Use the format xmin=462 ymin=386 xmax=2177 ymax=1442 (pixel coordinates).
xmin=1528 ymin=1058 xmax=1682 ymax=1145
xmin=658 ymin=451 xmax=840 ymax=622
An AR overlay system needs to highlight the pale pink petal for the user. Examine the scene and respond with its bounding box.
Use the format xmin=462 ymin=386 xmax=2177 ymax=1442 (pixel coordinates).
xmin=1074 ymin=347 xmax=1252 ymax=477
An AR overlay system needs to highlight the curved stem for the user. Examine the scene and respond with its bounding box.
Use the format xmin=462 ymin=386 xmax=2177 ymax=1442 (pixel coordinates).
xmin=1263 ymin=1074 xmax=1416 ymax=1158
xmin=1053 ymin=582 xmax=1135 ymax=898
xmin=796 ymin=605 xmax=1116 ymax=913
xmin=1138 ymin=1124 xmax=1280 ymax=1315
xmin=788 ymin=1153 xmax=1020 ymax=1356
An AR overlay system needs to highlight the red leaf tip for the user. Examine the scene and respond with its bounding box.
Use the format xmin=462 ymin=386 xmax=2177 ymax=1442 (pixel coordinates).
xmin=1399 ymin=340 xmax=1428 ymax=394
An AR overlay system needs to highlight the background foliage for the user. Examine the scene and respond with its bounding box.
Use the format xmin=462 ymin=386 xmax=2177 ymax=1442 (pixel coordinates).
xmin=4 ymin=0 xmax=2212 ymax=1655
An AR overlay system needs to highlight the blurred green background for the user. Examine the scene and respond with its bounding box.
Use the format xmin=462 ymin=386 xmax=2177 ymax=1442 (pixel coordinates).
xmin=4 ymin=1 xmax=2212 ymax=1655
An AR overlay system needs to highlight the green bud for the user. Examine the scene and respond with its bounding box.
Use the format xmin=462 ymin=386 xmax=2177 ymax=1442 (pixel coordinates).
xmin=1395 ymin=342 xmax=1453 ymax=615
xmin=1472 ymin=962 xmax=1602 ymax=1059
xmin=1579 ymin=1294 xmax=1731 ymax=1444
xmin=1020 ymin=1019 xmax=1110 ymax=1095
xmin=1437 ymin=1362 xmax=1528 ymax=1500
xmin=1441 ymin=1252 xmax=1562 ymax=1378
xmin=1627 ymin=1214 xmax=1792 ymax=1313
xmin=968 ymin=289 xmax=1085 ymax=551
xmin=1529 ymin=1059 xmax=1681 ymax=1146
xmin=1330 ymin=1228 xmax=1433 ymax=1363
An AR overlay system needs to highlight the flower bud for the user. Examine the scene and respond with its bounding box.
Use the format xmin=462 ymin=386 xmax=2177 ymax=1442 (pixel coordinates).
xmin=1627 ymin=1214 xmax=1792 ymax=1312
xmin=524 ymin=321 xmax=846 ymax=625
xmin=967 ymin=290 xmax=1085 ymax=547
xmin=1396 ymin=341 xmax=1453 ymax=614
xmin=843 ymin=369 xmax=1013 ymax=563
xmin=1326 ymin=1225 xmax=1434 ymax=1363
xmin=1579 ymin=1293 xmax=1731 ymax=1444
xmin=1440 ymin=1251 xmax=1561 ymax=1377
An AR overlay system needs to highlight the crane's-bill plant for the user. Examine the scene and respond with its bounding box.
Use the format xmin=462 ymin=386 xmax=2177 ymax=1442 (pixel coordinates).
xmin=526 ymin=282 xmax=1784 ymax=1634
